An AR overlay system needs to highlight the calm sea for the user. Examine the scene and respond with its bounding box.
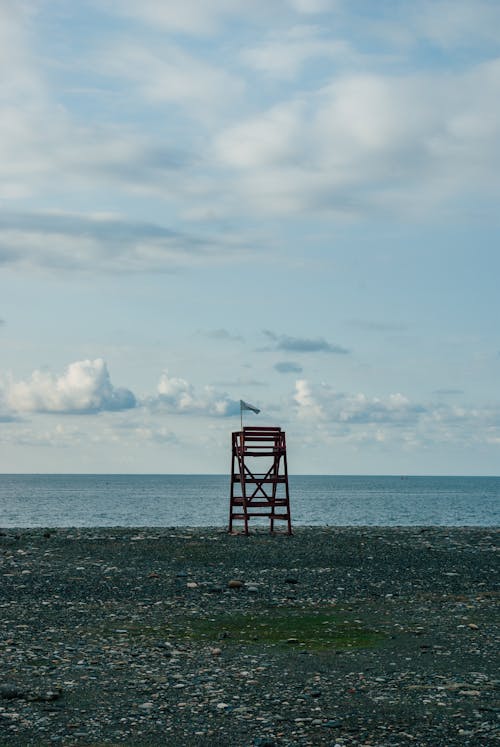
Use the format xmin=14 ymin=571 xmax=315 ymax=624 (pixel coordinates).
xmin=0 ymin=474 xmax=498 ymax=528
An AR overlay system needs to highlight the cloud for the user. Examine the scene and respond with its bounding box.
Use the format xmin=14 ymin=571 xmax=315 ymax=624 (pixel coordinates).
xmin=241 ymin=25 xmax=353 ymax=79
xmin=293 ymin=379 xmax=325 ymax=421
xmin=0 ymin=413 xmax=19 ymax=423
xmin=347 ymin=319 xmax=408 ymax=332
xmin=0 ymin=210 xmax=241 ymax=273
xmin=104 ymin=0 xmax=263 ymax=35
xmin=4 ymin=359 xmax=136 ymax=414
xmin=112 ymin=420 xmax=179 ymax=445
xmin=274 ymin=361 xmax=303 ymax=374
xmin=293 ymin=379 xmax=426 ymax=426
xmin=214 ymin=60 xmax=500 ymax=217
xmin=200 ymin=328 xmax=244 ymax=342
xmin=151 ymin=371 xmax=240 ymax=417
xmin=263 ymin=330 xmax=349 ymax=354
xmin=0 ymin=422 xmax=88 ymax=448
xmin=409 ymin=0 xmax=500 ymax=49
xmin=97 ymin=40 xmax=245 ymax=117
xmin=287 ymin=0 xmax=336 ymax=13
xmin=291 ymin=379 xmax=500 ymax=448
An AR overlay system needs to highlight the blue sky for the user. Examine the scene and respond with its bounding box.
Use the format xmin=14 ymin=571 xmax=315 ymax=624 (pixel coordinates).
xmin=1 ymin=0 xmax=499 ymax=474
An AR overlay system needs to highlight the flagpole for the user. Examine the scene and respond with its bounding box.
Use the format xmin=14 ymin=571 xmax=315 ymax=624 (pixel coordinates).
xmin=240 ymin=400 xmax=243 ymax=432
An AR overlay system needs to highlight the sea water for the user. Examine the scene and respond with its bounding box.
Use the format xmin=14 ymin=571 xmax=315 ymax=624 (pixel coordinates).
xmin=0 ymin=474 xmax=498 ymax=527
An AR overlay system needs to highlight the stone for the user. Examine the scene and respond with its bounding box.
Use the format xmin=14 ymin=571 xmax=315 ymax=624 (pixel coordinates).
xmin=228 ymin=579 xmax=244 ymax=589
xmin=0 ymin=686 xmax=26 ymax=700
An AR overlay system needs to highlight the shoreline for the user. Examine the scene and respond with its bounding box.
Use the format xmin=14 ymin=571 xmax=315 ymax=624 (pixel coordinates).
xmin=1 ymin=526 xmax=498 ymax=746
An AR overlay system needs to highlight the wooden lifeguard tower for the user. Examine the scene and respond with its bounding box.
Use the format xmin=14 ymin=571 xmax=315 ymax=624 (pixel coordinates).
xmin=229 ymin=426 xmax=292 ymax=534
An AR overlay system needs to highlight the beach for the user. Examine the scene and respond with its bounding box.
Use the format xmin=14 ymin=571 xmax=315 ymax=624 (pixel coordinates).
xmin=0 ymin=526 xmax=498 ymax=746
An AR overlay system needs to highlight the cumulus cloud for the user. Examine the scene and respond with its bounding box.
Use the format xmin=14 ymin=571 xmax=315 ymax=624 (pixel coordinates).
xmin=5 ymin=359 xmax=136 ymax=414
xmin=274 ymin=361 xmax=303 ymax=373
xmin=293 ymin=379 xmax=325 ymax=421
xmin=263 ymin=330 xmax=349 ymax=354
xmin=294 ymin=380 xmax=425 ymax=425
xmin=291 ymin=379 xmax=500 ymax=448
xmin=152 ymin=371 xmax=240 ymax=417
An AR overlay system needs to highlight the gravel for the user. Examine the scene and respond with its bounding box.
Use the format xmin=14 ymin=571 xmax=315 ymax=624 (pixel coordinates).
xmin=0 ymin=526 xmax=498 ymax=746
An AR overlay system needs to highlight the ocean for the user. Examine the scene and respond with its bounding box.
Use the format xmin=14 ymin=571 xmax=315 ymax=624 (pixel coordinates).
xmin=0 ymin=474 xmax=498 ymax=528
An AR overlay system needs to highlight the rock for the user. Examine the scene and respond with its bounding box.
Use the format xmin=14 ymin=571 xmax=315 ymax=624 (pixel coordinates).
xmin=228 ymin=579 xmax=244 ymax=589
xmin=32 ymin=689 xmax=63 ymax=702
xmin=0 ymin=685 xmax=26 ymax=700
xmin=467 ymin=623 xmax=479 ymax=630
xmin=210 ymin=647 xmax=222 ymax=656
xmin=186 ymin=581 xmax=198 ymax=588
xmin=284 ymin=577 xmax=299 ymax=584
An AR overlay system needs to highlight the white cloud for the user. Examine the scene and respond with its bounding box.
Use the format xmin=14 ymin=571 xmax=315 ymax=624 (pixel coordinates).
xmin=153 ymin=371 xmax=239 ymax=416
xmin=411 ymin=0 xmax=500 ymax=48
xmin=293 ymin=379 xmax=325 ymax=421
xmin=287 ymin=0 xmax=336 ymax=13
xmin=4 ymin=359 xmax=136 ymax=414
xmin=294 ymin=380 xmax=425 ymax=427
xmin=103 ymin=0 xmax=257 ymax=35
xmin=215 ymin=61 xmax=500 ymax=216
xmin=241 ymin=25 xmax=352 ymax=78
xmin=291 ymin=379 xmax=500 ymax=448
xmin=97 ymin=41 xmax=244 ymax=116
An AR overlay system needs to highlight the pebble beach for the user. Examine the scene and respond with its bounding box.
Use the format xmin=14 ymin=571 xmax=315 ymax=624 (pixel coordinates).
xmin=0 ymin=526 xmax=498 ymax=746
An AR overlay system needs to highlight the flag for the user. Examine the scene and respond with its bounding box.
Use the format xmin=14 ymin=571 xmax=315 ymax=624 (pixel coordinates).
xmin=240 ymin=399 xmax=260 ymax=414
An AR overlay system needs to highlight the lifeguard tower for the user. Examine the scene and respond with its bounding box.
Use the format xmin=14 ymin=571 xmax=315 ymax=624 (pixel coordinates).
xmin=229 ymin=426 xmax=292 ymax=534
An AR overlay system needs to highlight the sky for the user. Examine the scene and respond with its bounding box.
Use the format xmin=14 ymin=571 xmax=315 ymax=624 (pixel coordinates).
xmin=0 ymin=0 xmax=499 ymax=475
